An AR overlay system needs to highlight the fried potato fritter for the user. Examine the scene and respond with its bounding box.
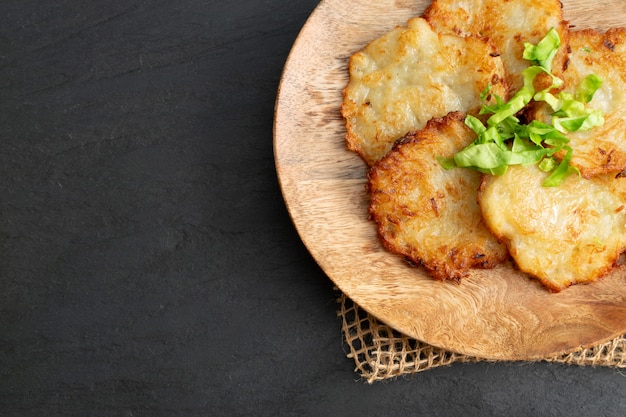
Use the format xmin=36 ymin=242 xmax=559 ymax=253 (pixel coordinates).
xmin=368 ymin=112 xmax=509 ymax=281
xmin=342 ymin=17 xmax=508 ymax=165
xmin=479 ymin=164 xmax=626 ymax=292
xmin=423 ymin=0 xmax=569 ymax=93
xmin=539 ymin=29 xmax=626 ymax=177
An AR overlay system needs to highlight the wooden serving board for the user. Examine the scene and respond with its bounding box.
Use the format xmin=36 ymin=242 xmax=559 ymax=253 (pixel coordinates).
xmin=274 ymin=0 xmax=626 ymax=360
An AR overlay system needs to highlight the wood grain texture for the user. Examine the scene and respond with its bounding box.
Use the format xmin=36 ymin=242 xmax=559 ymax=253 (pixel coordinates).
xmin=274 ymin=0 xmax=626 ymax=360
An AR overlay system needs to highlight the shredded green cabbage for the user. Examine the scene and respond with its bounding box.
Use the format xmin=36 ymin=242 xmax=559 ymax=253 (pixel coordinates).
xmin=439 ymin=28 xmax=604 ymax=187
xmin=523 ymin=27 xmax=561 ymax=71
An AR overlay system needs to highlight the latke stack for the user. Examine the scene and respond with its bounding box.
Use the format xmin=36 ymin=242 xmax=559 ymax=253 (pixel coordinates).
xmin=341 ymin=0 xmax=626 ymax=291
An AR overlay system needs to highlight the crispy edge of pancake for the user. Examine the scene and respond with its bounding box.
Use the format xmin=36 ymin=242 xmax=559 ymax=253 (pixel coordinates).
xmin=341 ymin=17 xmax=508 ymax=166
xmin=478 ymin=164 xmax=626 ymax=292
xmin=367 ymin=111 xmax=509 ymax=281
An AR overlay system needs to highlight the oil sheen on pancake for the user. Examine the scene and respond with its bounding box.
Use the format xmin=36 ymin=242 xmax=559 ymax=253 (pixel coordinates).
xmin=478 ymin=164 xmax=626 ymax=292
xmin=368 ymin=112 xmax=509 ymax=281
xmin=342 ymin=17 xmax=508 ymax=165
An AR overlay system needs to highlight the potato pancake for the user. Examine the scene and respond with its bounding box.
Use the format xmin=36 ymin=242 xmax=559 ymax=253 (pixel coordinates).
xmin=342 ymin=17 xmax=508 ymax=165
xmin=368 ymin=112 xmax=509 ymax=281
xmin=423 ymin=0 xmax=569 ymax=93
xmin=479 ymin=164 xmax=626 ymax=292
xmin=542 ymin=29 xmax=626 ymax=177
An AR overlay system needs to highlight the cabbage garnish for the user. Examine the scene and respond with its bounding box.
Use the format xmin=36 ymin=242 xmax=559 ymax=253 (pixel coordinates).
xmin=523 ymin=27 xmax=561 ymax=70
xmin=535 ymin=74 xmax=604 ymax=133
xmin=439 ymin=29 xmax=603 ymax=187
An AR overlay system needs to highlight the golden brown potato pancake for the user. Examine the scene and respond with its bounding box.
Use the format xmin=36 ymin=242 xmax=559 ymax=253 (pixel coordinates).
xmin=423 ymin=0 xmax=569 ymax=93
xmin=368 ymin=112 xmax=509 ymax=281
xmin=479 ymin=164 xmax=626 ymax=292
xmin=542 ymin=28 xmax=626 ymax=177
xmin=342 ymin=17 xmax=508 ymax=165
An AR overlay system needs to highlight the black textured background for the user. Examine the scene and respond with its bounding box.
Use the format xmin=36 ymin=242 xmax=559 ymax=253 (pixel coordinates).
xmin=1 ymin=1 xmax=625 ymax=416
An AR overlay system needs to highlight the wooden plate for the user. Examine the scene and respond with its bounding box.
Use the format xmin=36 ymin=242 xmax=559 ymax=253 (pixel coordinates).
xmin=274 ymin=0 xmax=626 ymax=360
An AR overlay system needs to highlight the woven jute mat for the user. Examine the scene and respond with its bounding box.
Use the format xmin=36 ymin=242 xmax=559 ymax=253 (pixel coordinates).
xmin=337 ymin=292 xmax=626 ymax=383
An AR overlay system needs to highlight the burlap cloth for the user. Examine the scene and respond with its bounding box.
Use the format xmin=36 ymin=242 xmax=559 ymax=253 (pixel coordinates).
xmin=337 ymin=292 xmax=626 ymax=383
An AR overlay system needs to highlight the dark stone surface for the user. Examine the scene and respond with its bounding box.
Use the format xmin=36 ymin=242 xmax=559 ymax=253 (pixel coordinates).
xmin=0 ymin=1 xmax=625 ymax=416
